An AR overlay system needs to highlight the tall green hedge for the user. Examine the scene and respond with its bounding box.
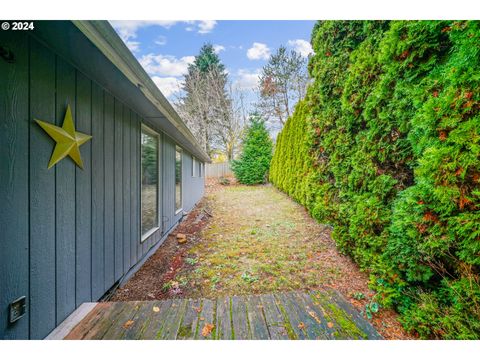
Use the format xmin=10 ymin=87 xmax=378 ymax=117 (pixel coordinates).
xmin=270 ymin=20 xmax=480 ymax=339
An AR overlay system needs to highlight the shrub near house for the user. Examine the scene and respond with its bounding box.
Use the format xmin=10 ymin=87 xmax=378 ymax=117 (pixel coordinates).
xmin=270 ymin=20 xmax=480 ymax=339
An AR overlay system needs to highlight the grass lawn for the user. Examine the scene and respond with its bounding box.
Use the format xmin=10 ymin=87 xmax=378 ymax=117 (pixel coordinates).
xmin=113 ymin=180 xmax=411 ymax=339
xmin=176 ymin=184 xmax=346 ymax=298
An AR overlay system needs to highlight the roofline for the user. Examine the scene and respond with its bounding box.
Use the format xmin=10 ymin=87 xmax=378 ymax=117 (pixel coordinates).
xmin=71 ymin=20 xmax=211 ymax=163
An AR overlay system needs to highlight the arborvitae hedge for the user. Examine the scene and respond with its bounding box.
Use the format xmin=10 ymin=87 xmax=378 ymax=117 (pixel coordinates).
xmin=270 ymin=20 xmax=480 ymax=339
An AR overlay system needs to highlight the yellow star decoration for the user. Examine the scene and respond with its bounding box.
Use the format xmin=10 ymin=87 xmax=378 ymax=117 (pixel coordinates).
xmin=35 ymin=105 xmax=92 ymax=169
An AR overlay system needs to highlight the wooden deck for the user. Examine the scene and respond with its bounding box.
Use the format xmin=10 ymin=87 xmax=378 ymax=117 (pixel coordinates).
xmin=64 ymin=289 xmax=382 ymax=340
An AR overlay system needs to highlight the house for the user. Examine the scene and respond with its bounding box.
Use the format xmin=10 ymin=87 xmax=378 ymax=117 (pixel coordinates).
xmin=0 ymin=20 xmax=210 ymax=339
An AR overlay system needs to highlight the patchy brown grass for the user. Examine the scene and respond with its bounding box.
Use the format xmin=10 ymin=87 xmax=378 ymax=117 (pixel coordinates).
xmin=112 ymin=178 xmax=412 ymax=339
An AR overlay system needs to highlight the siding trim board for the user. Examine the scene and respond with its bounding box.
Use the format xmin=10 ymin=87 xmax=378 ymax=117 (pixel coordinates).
xmin=0 ymin=22 xmax=206 ymax=339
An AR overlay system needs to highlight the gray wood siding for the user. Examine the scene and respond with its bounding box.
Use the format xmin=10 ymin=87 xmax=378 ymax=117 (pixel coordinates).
xmin=182 ymin=154 xmax=205 ymax=212
xmin=162 ymin=135 xmax=182 ymax=233
xmin=0 ymin=32 xmax=205 ymax=340
xmin=0 ymin=31 xmax=30 ymax=340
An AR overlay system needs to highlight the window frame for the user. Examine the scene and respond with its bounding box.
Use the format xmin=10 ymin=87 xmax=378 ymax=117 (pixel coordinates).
xmin=192 ymin=155 xmax=197 ymax=177
xmin=140 ymin=124 xmax=161 ymax=242
xmin=175 ymin=146 xmax=183 ymax=215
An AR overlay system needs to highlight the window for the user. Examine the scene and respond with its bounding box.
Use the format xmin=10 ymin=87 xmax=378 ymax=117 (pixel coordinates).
xmin=192 ymin=156 xmax=197 ymax=177
xmin=198 ymin=161 xmax=202 ymax=177
xmin=141 ymin=126 xmax=159 ymax=239
xmin=175 ymin=147 xmax=182 ymax=213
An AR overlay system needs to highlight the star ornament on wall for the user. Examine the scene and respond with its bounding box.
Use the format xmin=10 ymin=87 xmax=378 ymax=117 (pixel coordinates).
xmin=35 ymin=105 xmax=92 ymax=169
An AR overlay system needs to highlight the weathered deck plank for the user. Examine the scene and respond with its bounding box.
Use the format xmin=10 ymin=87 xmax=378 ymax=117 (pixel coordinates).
xmin=140 ymin=299 xmax=173 ymax=339
xmin=195 ymin=299 xmax=215 ymax=339
xmin=231 ymin=295 xmax=250 ymax=339
xmin=64 ymin=303 xmax=111 ymax=339
xmin=81 ymin=302 xmax=128 ymax=339
xmin=121 ymin=302 xmax=160 ymax=340
xmin=101 ymin=301 xmax=141 ymax=340
xmin=273 ymin=292 xmax=305 ymax=339
xmin=215 ymin=297 xmax=232 ymax=340
xmin=160 ymin=298 xmax=188 ymax=339
xmin=259 ymin=293 xmax=289 ymax=340
xmin=246 ymin=295 xmax=269 ymax=339
xmin=177 ymin=298 xmax=202 ymax=339
xmin=63 ymin=290 xmax=382 ymax=340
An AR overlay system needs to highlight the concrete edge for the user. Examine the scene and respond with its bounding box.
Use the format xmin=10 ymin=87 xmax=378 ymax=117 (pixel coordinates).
xmin=44 ymin=302 xmax=98 ymax=340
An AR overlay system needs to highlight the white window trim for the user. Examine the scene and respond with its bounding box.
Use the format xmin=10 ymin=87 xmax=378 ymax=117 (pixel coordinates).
xmin=175 ymin=146 xmax=183 ymax=214
xmin=140 ymin=124 xmax=160 ymax=243
xmin=192 ymin=155 xmax=197 ymax=177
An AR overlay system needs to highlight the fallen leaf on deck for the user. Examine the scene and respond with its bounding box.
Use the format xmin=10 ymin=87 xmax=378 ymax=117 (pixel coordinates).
xmin=298 ymin=322 xmax=306 ymax=330
xmin=327 ymin=322 xmax=334 ymax=328
xmin=123 ymin=320 xmax=134 ymax=329
xmin=202 ymin=323 xmax=214 ymax=337
xmin=308 ymin=310 xmax=321 ymax=323
xmin=152 ymin=306 xmax=160 ymax=313
xmin=200 ymin=317 xmax=205 ymax=321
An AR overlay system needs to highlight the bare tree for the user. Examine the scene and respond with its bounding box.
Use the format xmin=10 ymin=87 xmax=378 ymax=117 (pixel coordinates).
xmin=176 ymin=67 xmax=245 ymax=161
xmin=213 ymin=84 xmax=247 ymax=160
xmin=257 ymin=46 xmax=310 ymax=129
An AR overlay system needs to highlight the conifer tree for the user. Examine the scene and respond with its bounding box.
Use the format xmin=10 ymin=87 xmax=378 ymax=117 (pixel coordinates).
xmin=232 ymin=114 xmax=273 ymax=184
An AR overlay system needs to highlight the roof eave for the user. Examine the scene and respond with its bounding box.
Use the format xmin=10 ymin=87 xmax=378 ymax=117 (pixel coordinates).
xmin=71 ymin=20 xmax=211 ymax=163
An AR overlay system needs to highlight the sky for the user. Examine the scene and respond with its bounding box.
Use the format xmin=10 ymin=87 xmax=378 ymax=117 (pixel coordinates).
xmin=110 ymin=20 xmax=316 ymax=105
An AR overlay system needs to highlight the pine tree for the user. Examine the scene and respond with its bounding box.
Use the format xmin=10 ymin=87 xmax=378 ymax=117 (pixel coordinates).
xmin=232 ymin=114 xmax=273 ymax=185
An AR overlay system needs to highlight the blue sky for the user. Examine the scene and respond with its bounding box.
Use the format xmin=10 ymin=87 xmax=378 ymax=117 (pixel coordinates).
xmin=110 ymin=20 xmax=315 ymax=103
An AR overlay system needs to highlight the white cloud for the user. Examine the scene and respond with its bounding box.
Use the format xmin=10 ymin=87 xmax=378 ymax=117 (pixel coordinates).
xmin=151 ymin=76 xmax=182 ymax=98
xmin=139 ymin=53 xmax=195 ymax=77
xmin=213 ymin=44 xmax=225 ymax=54
xmin=155 ymin=35 xmax=167 ymax=46
xmin=124 ymin=39 xmax=141 ymax=53
xmin=234 ymin=69 xmax=261 ymax=90
xmin=197 ymin=20 xmax=217 ymax=34
xmin=110 ymin=20 xmax=217 ymax=41
xmin=110 ymin=20 xmax=177 ymax=41
xmin=287 ymin=39 xmax=313 ymax=57
xmin=247 ymin=42 xmax=271 ymax=60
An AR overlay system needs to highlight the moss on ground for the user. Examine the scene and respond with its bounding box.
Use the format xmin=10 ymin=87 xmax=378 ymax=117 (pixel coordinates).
xmin=173 ymin=185 xmax=340 ymax=299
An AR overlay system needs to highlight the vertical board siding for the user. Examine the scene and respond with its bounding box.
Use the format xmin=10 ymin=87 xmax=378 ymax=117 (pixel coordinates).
xmin=182 ymin=154 xmax=205 ymax=213
xmin=55 ymin=57 xmax=77 ymax=325
xmin=135 ymin=115 xmax=143 ymax=263
xmin=130 ymin=112 xmax=138 ymax=268
xmin=123 ymin=108 xmax=131 ymax=273
xmin=29 ymin=39 xmax=57 ymax=339
xmin=75 ymin=71 xmax=92 ymax=306
xmin=113 ymin=99 xmax=123 ymax=281
xmin=91 ymin=83 xmax=105 ymax=301
xmin=0 ymin=31 xmax=29 ymax=339
xmin=1 ymin=33 xmax=205 ymax=339
xmin=103 ymin=92 xmax=115 ymax=289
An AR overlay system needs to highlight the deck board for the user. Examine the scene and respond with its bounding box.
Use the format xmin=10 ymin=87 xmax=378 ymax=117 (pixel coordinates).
xmin=177 ymin=298 xmax=202 ymax=339
xmin=64 ymin=289 xmax=383 ymax=340
xmin=195 ymin=299 xmax=215 ymax=339
xmin=215 ymin=297 xmax=232 ymax=340
xmin=259 ymin=293 xmax=289 ymax=340
xmin=246 ymin=295 xmax=270 ymax=339
xmin=231 ymin=295 xmax=250 ymax=340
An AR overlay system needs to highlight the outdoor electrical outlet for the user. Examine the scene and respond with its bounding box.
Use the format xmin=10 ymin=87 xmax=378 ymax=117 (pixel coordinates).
xmin=9 ymin=296 xmax=26 ymax=323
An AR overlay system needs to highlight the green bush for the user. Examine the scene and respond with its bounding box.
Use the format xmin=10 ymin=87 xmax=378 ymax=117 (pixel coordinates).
xmin=232 ymin=114 xmax=273 ymax=184
xmin=270 ymin=20 xmax=480 ymax=339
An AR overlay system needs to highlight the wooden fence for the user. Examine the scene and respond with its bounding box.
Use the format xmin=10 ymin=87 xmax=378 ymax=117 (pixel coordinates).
xmin=205 ymin=162 xmax=233 ymax=178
